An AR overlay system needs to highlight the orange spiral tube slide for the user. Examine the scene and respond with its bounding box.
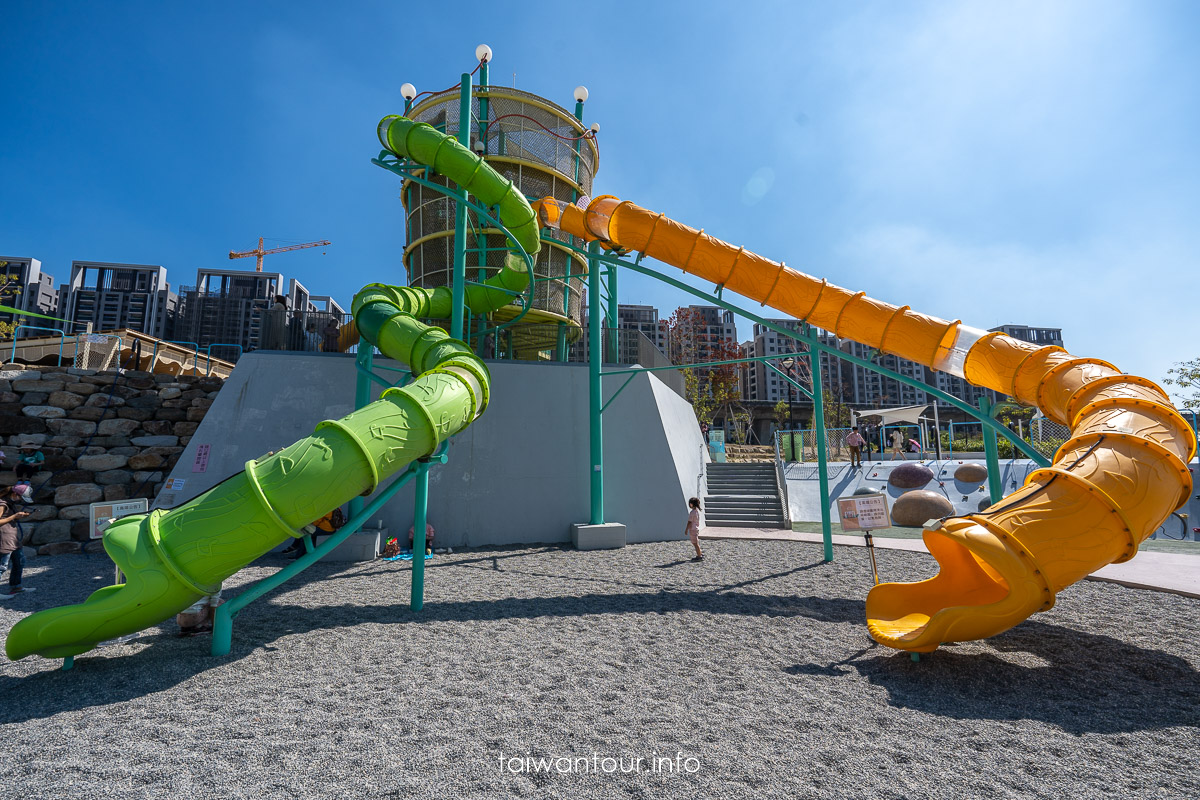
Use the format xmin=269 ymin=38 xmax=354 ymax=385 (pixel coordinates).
xmin=538 ymin=195 xmax=1196 ymax=653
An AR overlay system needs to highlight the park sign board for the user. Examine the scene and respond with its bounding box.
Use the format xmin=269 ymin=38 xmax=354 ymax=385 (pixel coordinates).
xmin=837 ymin=494 xmax=891 ymax=531
xmin=708 ymin=429 xmax=726 ymax=463
xmin=89 ymin=499 xmax=149 ymax=540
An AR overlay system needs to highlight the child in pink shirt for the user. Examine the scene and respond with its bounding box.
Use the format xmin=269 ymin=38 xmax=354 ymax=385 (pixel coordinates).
xmin=685 ymin=497 xmax=704 ymax=561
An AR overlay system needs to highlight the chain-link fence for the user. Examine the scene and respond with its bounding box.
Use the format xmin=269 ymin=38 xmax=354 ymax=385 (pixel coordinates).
xmin=403 ymin=86 xmax=596 ymax=331
xmin=775 ymin=427 xmax=855 ymax=462
xmin=252 ymin=309 xmax=352 ymax=354
xmin=74 ymin=333 xmax=122 ymax=371
xmin=409 ymin=87 xmax=598 ymax=194
xmin=1029 ymin=417 xmax=1072 ymax=459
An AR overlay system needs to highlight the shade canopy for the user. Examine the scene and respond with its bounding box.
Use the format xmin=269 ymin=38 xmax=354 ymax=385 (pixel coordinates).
xmin=851 ymin=404 xmax=929 ymax=426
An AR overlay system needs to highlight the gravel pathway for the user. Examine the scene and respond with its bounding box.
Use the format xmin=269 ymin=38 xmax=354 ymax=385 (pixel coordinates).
xmin=2 ymin=540 xmax=1199 ymax=799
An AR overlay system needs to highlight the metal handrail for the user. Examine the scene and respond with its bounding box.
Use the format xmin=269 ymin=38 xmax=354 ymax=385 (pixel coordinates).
xmin=163 ymin=340 xmax=201 ymax=376
xmin=8 ymin=326 xmax=68 ymax=366
xmin=203 ymin=343 xmax=243 ymax=376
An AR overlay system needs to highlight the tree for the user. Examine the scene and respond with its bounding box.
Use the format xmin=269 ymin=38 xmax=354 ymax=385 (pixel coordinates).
xmin=665 ymin=307 xmax=720 ymax=426
xmin=994 ymin=399 xmax=1036 ymax=437
xmin=772 ymin=399 xmax=789 ymax=430
xmin=0 ymin=262 xmax=21 ymax=340
xmin=1164 ymin=359 xmax=1200 ymax=409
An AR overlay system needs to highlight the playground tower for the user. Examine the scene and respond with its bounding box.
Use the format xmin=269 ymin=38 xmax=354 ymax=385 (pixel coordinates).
xmin=402 ymin=72 xmax=598 ymax=358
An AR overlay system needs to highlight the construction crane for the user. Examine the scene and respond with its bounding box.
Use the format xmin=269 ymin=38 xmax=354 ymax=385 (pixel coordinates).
xmin=229 ymin=237 xmax=331 ymax=272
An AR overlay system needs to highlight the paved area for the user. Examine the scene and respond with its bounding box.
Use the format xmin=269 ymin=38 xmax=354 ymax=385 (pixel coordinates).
xmin=702 ymin=527 xmax=1200 ymax=598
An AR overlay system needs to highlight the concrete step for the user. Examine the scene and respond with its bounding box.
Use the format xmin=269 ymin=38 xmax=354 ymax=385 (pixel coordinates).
xmin=704 ymin=505 xmax=784 ymax=516
xmin=705 ymin=496 xmax=782 ymax=510
xmin=705 ymin=504 xmax=783 ymax=515
xmin=705 ymin=518 xmax=787 ymax=528
xmin=707 ymin=482 xmax=778 ymax=490
xmin=706 ymin=482 xmax=777 ymax=490
xmin=708 ymin=466 xmax=776 ymax=474
xmin=707 ymin=475 xmax=777 ymax=482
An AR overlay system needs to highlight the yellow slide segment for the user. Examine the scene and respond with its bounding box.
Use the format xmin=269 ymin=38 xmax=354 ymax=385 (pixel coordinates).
xmin=538 ymin=195 xmax=1195 ymax=653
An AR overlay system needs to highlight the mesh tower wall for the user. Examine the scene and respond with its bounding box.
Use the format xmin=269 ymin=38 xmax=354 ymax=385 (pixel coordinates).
xmin=404 ymin=87 xmax=599 ymax=347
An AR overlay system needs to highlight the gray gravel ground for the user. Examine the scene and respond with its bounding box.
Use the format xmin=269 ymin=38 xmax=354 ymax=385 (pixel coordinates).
xmin=1 ymin=540 xmax=1199 ymax=799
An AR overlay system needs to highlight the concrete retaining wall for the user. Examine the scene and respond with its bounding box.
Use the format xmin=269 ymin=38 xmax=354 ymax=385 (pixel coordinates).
xmin=155 ymin=352 xmax=706 ymax=547
xmin=784 ymin=457 xmax=1199 ymax=539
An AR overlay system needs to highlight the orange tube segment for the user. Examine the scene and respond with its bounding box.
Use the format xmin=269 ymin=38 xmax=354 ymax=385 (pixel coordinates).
xmin=539 ymin=194 xmax=1196 ymax=652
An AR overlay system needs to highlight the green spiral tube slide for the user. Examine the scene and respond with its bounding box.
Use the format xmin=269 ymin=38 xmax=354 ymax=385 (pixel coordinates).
xmin=5 ymin=118 xmax=538 ymax=661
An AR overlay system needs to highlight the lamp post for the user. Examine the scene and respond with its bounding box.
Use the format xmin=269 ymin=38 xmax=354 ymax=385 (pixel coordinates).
xmin=781 ymin=357 xmax=796 ymax=461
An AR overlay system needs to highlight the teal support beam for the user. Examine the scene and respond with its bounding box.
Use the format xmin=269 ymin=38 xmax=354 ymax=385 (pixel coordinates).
xmin=450 ymin=72 xmax=472 ymax=342
xmin=210 ymin=455 xmax=432 ymax=657
xmin=806 ymin=325 xmax=834 ymax=562
xmin=764 ymin=360 xmax=814 ymax=400
xmin=588 ymin=241 xmax=604 ymax=525
xmin=411 ymin=458 xmax=431 ymax=610
xmin=477 ymin=61 xmax=489 ymax=149
xmin=600 ymin=372 xmax=637 ymax=414
xmin=606 ymin=262 xmax=619 ymax=363
xmin=562 ymin=97 xmax=586 ymax=363
xmin=476 ymin=63 xmax=491 ymax=351
xmin=556 ymin=322 xmax=567 ymax=362
xmin=349 ymin=345 xmax=374 ymax=520
xmin=564 ymin=247 xmax=1048 ymax=466
xmin=979 ymin=396 xmax=1004 ymax=504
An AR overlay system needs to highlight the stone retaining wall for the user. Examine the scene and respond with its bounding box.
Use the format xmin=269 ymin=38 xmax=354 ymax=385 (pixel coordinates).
xmin=0 ymin=365 xmax=224 ymax=554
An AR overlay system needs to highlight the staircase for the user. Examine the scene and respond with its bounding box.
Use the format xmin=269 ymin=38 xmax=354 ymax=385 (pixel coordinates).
xmin=704 ymin=462 xmax=787 ymax=528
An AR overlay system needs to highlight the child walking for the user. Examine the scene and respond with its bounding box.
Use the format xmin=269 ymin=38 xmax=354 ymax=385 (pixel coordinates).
xmin=685 ymin=497 xmax=704 ymax=561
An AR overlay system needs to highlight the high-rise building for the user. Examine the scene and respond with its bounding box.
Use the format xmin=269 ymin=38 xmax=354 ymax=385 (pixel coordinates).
xmin=613 ymin=304 xmax=668 ymax=364
xmin=174 ymin=268 xmax=286 ymax=353
xmin=0 ymin=256 xmax=58 ymax=326
xmin=814 ymin=323 xmax=1064 ymax=412
xmin=667 ymin=305 xmax=737 ymax=365
xmin=174 ymin=268 xmax=335 ymax=354
xmin=310 ymin=295 xmax=347 ymax=318
xmin=991 ymin=324 xmax=1064 ymax=348
xmin=741 ymin=319 xmax=803 ymax=403
xmin=60 ymin=261 xmax=176 ymax=339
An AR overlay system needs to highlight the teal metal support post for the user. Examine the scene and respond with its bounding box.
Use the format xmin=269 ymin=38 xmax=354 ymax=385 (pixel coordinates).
xmin=979 ymin=396 xmax=1004 ymax=504
xmin=450 ymin=72 xmax=472 ymax=342
xmin=350 ymin=345 xmax=374 ymax=519
xmin=211 ymin=454 xmax=434 ymax=656
xmin=806 ymin=325 xmax=834 ymax=562
xmin=588 ymin=241 xmax=604 ymax=524
xmin=606 ymin=262 xmax=618 ymax=363
xmin=556 ymin=323 xmax=568 ymax=362
xmin=561 ymin=94 xmax=585 ymax=364
xmin=410 ymin=458 xmax=432 ymax=611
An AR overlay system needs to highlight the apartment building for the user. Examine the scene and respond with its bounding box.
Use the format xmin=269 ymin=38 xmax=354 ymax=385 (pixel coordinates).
xmin=60 ymin=261 xmax=176 ymax=339
xmin=741 ymin=319 xmax=804 ymax=403
xmin=0 ymin=256 xmax=58 ymax=326
xmin=614 ymin=304 xmax=668 ymax=364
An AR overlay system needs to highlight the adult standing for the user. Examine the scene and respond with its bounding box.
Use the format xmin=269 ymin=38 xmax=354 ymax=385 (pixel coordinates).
xmin=0 ymin=485 xmax=33 ymax=599
xmin=846 ymin=426 xmax=866 ymax=469
xmin=265 ymin=295 xmax=288 ymax=351
xmin=889 ymin=429 xmax=907 ymax=461
xmin=322 ymin=317 xmax=341 ymax=352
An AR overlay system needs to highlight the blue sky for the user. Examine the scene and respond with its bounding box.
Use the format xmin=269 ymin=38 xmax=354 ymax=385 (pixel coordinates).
xmin=3 ymin=1 xmax=1198 ymax=398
